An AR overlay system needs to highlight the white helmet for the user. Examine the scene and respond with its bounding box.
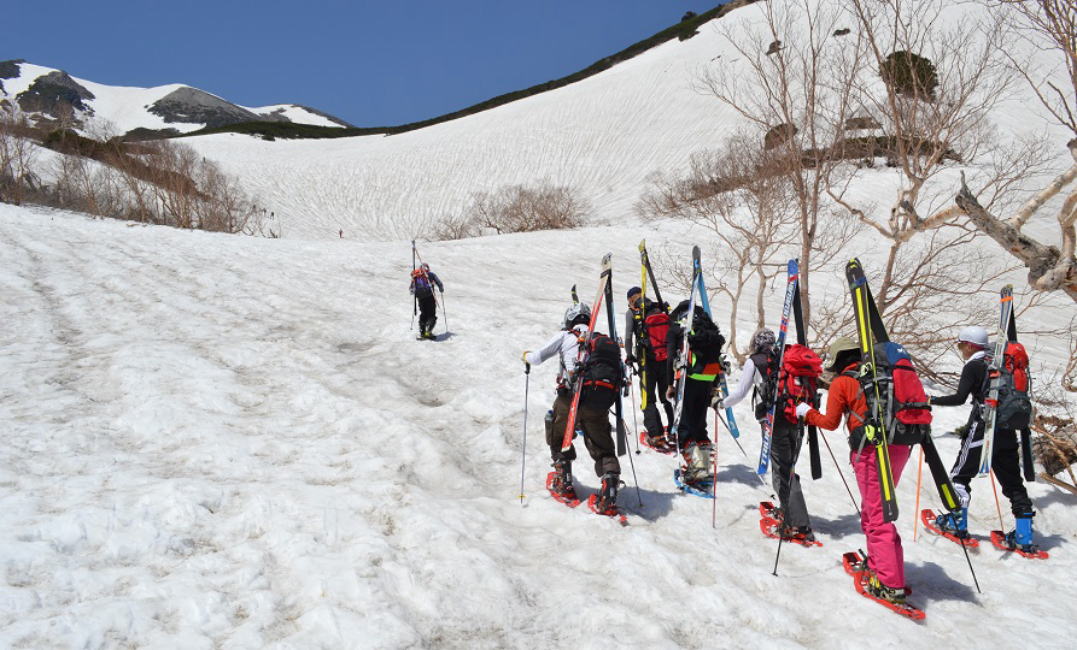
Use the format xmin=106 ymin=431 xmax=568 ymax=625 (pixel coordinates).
xmin=563 ymin=303 xmax=591 ymax=329
xmin=957 ymin=325 xmax=989 ymax=348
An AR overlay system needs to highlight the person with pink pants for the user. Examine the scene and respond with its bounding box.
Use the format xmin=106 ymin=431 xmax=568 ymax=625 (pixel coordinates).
xmin=797 ymin=337 xmax=914 ymax=604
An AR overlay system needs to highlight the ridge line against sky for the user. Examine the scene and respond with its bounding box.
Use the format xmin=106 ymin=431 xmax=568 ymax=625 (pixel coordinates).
xmin=5 ymin=1 xmax=720 ymax=126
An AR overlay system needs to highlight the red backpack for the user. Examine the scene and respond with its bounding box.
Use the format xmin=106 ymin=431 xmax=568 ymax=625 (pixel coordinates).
xmin=778 ymin=344 xmax=823 ymax=423
xmin=645 ymin=311 xmax=671 ymax=361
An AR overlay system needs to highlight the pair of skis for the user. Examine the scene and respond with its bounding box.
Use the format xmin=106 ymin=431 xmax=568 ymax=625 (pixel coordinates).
xmin=557 ymin=254 xmax=629 ymax=520
xmin=560 ymin=254 xmax=627 ymax=458
xmin=978 ymin=285 xmax=1035 ymax=480
xmin=756 ymin=260 xmax=800 ymax=476
xmin=845 ymin=259 xmax=959 ymax=522
xmin=667 ymin=246 xmax=742 ymax=452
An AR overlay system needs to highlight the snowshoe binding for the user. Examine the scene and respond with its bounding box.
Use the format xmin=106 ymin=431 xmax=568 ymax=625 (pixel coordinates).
xmin=758 ymin=502 xmax=822 ymax=547
xmin=990 ymin=515 xmax=1048 ymax=559
xmin=920 ymin=508 xmax=978 ymax=548
xmin=587 ymin=473 xmax=628 ymax=525
xmin=546 ymin=462 xmax=580 ymax=508
xmin=841 ymin=551 xmax=924 ymax=620
xmin=639 ymin=430 xmax=676 ymax=455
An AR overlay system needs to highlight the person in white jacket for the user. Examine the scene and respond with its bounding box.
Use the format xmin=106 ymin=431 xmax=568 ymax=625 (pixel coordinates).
xmin=717 ymin=328 xmax=814 ymax=541
xmin=522 ymin=303 xmax=620 ymax=510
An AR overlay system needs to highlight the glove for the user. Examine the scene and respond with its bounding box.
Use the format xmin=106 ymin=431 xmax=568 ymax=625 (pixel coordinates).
xmin=625 ymin=354 xmax=636 ymax=365
xmin=712 ymin=396 xmax=726 ymax=410
xmin=795 ymin=402 xmax=812 ymax=419
xmin=521 ymin=350 xmax=530 ymax=364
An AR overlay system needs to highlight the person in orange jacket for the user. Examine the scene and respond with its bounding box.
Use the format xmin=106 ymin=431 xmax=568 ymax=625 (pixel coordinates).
xmin=794 ymin=337 xmax=914 ymax=606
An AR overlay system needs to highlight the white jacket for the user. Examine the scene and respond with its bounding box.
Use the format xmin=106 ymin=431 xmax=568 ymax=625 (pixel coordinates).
xmin=526 ymin=327 xmax=585 ymax=385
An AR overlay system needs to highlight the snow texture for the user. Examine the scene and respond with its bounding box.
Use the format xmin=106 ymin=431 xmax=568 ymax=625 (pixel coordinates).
xmin=1 ymin=203 xmax=1075 ymax=649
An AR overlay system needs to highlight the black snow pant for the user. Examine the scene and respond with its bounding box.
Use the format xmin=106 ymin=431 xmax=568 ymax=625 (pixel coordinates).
xmin=770 ymin=416 xmax=811 ymax=528
xmin=418 ymin=293 xmax=437 ymax=334
xmin=949 ymin=415 xmax=1033 ymax=517
xmin=675 ymin=378 xmax=713 ymax=448
xmin=546 ymin=390 xmax=620 ymax=478
xmin=641 ymin=355 xmax=674 ymax=437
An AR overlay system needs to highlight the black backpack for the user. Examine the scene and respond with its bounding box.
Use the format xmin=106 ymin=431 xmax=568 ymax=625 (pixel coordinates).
xmin=580 ymin=332 xmax=623 ymax=409
xmin=687 ymin=310 xmax=723 ymax=363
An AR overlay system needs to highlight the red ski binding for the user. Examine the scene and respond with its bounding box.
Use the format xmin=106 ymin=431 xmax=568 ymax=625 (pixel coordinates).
xmin=989 ymin=531 xmax=1049 ymax=559
xmin=587 ymin=494 xmax=629 ymax=526
xmin=920 ymin=509 xmax=979 ymax=548
xmin=841 ymin=552 xmax=925 ymax=620
xmin=546 ymin=472 xmax=581 ymax=508
xmin=758 ymin=502 xmax=822 ymax=547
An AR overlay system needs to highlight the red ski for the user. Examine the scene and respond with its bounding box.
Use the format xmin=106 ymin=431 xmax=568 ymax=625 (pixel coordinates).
xmin=759 ymin=502 xmax=822 ymax=547
xmin=920 ymin=509 xmax=979 ymax=548
xmin=639 ymin=430 xmax=676 ymax=455
xmin=989 ymin=531 xmax=1049 ymax=559
xmin=841 ymin=552 xmax=925 ymax=620
xmin=587 ymin=494 xmax=629 ymax=526
xmin=546 ymin=472 xmax=581 ymax=508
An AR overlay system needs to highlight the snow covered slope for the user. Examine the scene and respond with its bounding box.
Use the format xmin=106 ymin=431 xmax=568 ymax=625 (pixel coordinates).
xmin=1 ymin=203 xmax=1075 ymax=648
xmin=0 ymin=60 xmax=351 ymax=137
xmin=182 ymin=0 xmax=1073 ymax=241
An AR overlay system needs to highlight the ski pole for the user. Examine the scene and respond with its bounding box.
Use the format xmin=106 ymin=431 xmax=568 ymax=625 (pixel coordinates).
xmin=989 ymin=470 xmax=1005 ymax=531
xmin=519 ymin=364 xmax=530 ymax=504
xmin=619 ymin=416 xmax=644 ymax=508
xmin=712 ymin=411 xmax=719 ymax=527
xmin=628 ymin=368 xmax=641 ymax=455
xmin=820 ymin=427 xmax=861 ymax=517
xmin=960 ymin=536 xmax=982 ymax=594
xmin=411 ymin=240 xmax=418 ymax=330
xmin=913 ymin=446 xmax=924 ymax=541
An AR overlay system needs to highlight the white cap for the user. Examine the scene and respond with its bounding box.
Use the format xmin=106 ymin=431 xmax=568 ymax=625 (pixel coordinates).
xmin=957 ymin=325 xmax=989 ymax=348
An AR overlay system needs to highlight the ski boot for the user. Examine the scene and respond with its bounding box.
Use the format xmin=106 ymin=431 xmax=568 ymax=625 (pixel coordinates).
xmin=594 ymin=472 xmax=620 ymax=514
xmin=549 ymin=460 xmax=577 ymax=501
xmin=935 ymin=507 xmax=970 ymax=540
xmin=681 ymin=442 xmax=714 ymax=485
xmin=1004 ymin=514 xmax=1041 ymax=555
xmin=866 ymin=572 xmax=908 ymax=606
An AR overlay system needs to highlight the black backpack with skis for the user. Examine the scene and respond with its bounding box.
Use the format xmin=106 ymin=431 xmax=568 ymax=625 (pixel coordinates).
xmin=579 ymin=332 xmax=624 ymax=410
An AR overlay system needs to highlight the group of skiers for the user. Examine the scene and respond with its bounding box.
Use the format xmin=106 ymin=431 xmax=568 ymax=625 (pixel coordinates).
xmin=407 ymin=247 xmax=1044 ymax=616
xmin=514 ymin=259 xmax=1042 ymax=614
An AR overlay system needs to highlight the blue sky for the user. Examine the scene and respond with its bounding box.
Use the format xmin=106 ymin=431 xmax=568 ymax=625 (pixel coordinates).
xmin=6 ymin=1 xmax=717 ymax=126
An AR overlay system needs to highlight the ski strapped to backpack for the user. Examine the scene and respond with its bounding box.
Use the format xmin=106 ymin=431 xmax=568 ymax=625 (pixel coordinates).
xmin=845 ymin=258 xmax=960 ymax=522
xmin=757 ymin=260 xmax=800 ymax=476
xmin=561 ymin=255 xmax=612 ymax=452
xmin=669 ymin=246 xmax=702 ymax=454
xmin=978 ymin=285 xmax=1034 ymax=478
xmin=694 ymin=254 xmax=741 ymax=441
xmin=791 ymin=279 xmax=822 ymax=479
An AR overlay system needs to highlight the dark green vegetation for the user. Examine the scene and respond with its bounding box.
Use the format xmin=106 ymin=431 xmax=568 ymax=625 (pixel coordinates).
xmin=880 ymin=50 xmax=938 ymax=100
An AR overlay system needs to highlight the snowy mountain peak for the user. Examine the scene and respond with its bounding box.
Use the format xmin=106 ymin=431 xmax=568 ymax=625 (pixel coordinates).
xmin=0 ymin=59 xmax=353 ymax=137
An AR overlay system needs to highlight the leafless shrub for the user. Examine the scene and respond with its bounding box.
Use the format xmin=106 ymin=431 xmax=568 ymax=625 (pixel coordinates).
xmin=1 ymin=109 xmax=263 ymax=234
xmin=433 ymin=182 xmax=589 ymax=240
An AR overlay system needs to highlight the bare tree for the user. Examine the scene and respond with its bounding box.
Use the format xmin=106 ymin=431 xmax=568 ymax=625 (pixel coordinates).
xmin=0 ymin=107 xmax=40 ymax=205
xmin=698 ymin=0 xmax=866 ymax=331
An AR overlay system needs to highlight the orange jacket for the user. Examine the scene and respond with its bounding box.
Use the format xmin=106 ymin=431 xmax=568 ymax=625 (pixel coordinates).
xmin=804 ymin=363 xmax=867 ymax=435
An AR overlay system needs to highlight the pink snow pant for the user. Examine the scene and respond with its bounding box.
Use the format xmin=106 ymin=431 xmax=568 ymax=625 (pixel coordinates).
xmin=850 ymin=444 xmax=912 ymax=588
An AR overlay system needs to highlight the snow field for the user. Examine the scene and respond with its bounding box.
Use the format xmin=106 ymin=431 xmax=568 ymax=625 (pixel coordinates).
xmin=1 ymin=204 xmax=1074 ymax=648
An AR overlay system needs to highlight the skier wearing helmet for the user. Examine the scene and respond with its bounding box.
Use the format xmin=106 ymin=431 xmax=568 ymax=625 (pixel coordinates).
xmin=717 ymin=328 xmax=815 ymax=542
xmin=795 ymin=336 xmax=913 ymax=606
xmin=409 ymin=262 xmax=444 ymax=340
xmin=928 ymin=325 xmax=1039 ymax=553
xmin=521 ymin=301 xmax=621 ymax=506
